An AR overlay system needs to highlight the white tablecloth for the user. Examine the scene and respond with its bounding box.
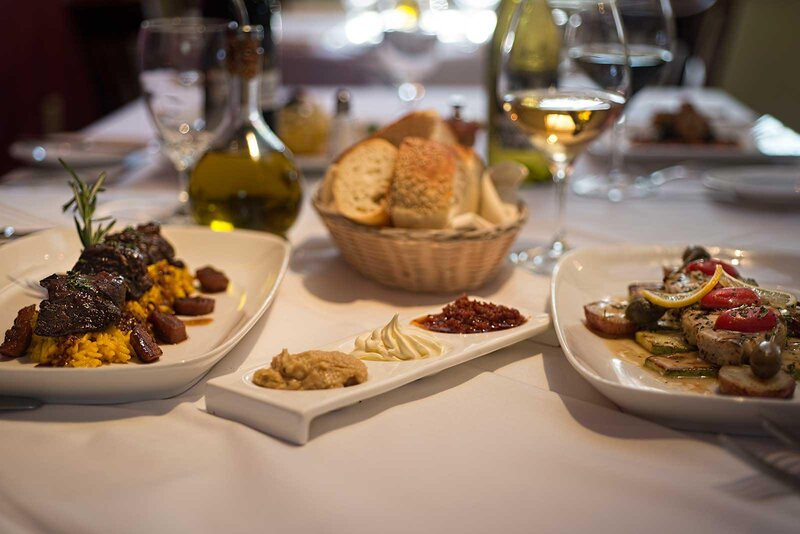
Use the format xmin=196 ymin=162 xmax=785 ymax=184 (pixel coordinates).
xmin=1 ymin=87 xmax=799 ymax=533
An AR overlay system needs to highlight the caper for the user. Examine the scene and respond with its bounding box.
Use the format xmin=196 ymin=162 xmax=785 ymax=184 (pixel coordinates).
xmin=749 ymin=340 xmax=782 ymax=379
xmin=625 ymin=297 xmax=667 ymax=327
xmin=681 ymin=245 xmax=711 ymax=264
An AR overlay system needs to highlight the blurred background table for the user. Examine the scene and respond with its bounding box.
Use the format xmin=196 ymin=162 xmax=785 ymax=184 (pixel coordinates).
xmin=1 ymin=84 xmax=799 ymax=532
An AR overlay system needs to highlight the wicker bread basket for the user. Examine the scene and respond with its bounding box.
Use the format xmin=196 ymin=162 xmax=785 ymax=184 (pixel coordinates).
xmin=313 ymin=187 xmax=527 ymax=293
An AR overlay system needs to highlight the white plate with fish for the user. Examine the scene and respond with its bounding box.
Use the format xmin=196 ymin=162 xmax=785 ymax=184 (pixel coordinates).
xmin=0 ymin=226 xmax=290 ymax=403
xmin=205 ymin=301 xmax=550 ymax=444
xmin=552 ymin=245 xmax=800 ymax=435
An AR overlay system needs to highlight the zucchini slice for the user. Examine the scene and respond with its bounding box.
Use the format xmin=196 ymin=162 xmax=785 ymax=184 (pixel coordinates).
xmin=644 ymin=352 xmax=718 ymax=377
xmin=635 ymin=330 xmax=693 ymax=355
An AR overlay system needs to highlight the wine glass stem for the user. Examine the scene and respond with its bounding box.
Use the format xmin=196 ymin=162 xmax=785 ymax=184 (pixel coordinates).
xmin=550 ymin=159 xmax=571 ymax=251
xmin=177 ymin=169 xmax=190 ymax=205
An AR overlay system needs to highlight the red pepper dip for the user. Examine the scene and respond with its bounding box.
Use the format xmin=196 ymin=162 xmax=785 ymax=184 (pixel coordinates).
xmin=414 ymin=296 xmax=527 ymax=334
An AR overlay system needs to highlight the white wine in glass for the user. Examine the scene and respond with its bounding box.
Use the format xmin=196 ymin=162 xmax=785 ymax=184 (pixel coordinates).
xmin=499 ymin=0 xmax=630 ymax=273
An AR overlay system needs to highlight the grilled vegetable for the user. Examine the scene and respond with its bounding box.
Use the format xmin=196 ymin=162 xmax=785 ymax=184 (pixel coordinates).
xmin=718 ymin=366 xmax=795 ymax=399
xmin=635 ymin=330 xmax=693 ymax=355
xmin=584 ymin=300 xmax=637 ymax=337
xmin=681 ymin=245 xmax=710 ymax=264
xmin=628 ymin=282 xmax=663 ymax=299
xmin=718 ymin=271 xmax=797 ymax=308
xmin=644 ymin=353 xmax=718 ymax=377
xmin=686 ymin=259 xmax=739 ymax=278
xmin=749 ymin=340 xmax=782 ymax=379
xmin=625 ymin=297 xmax=666 ymax=327
xmin=700 ymin=287 xmax=759 ymax=310
xmin=715 ymin=306 xmax=779 ymax=333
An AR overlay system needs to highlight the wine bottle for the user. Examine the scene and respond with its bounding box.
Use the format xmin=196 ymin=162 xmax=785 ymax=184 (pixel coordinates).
xmin=189 ymin=25 xmax=302 ymax=235
xmin=486 ymin=0 xmax=553 ymax=182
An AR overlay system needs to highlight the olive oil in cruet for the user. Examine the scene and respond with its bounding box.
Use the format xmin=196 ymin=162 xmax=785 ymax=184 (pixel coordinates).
xmin=189 ymin=23 xmax=302 ymax=235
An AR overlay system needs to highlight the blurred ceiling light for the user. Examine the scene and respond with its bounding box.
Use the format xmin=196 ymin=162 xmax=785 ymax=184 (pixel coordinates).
xmin=345 ymin=11 xmax=384 ymax=44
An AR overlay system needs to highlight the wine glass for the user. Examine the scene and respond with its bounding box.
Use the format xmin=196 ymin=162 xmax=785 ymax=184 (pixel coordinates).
xmin=500 ymin=0 xmax=630 ymax=274
xmin=373 ymin=0 xmax=440 ymax=107
xmin=571 ymin=0 xmax=675 ymax=200
xmin=138 ymin=17 xmax=230 ymax=212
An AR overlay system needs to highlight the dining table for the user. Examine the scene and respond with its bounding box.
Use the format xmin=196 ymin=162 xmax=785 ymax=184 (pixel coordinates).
xmin=1 ymin=85 xmax=799 ymax=533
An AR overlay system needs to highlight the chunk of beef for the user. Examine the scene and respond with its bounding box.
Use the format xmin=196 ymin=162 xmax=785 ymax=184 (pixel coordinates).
xmin=73 ymin=243 xmax=152 ymax=300
xmin=196 ymin=266 xmax=228 ymax=293
xmin=0 ymin=305 xmax=36 ymax=358
xmin=130 ymin=323 xmax=162 ymax=363
xmin=173 ymin=297 xmax=215 ymax=316
xmin=148 ymin=310 xmax=187 ymax=344
xmin=35 ymin=272 xmax=126 ymax=337
xmin=104 ymin=222 xmax=180 ymax=266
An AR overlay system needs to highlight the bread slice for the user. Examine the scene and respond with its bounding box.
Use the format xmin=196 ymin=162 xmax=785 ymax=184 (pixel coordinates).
xmin=374 ymin=110 xmax=458 ymax=148
xmin=389 ymin=137 xmax=456 ymax=229
xmin=448 ymin=144 xmax=482 ymax=217
xmin=332 ymin=139 xmax=397 ymax=226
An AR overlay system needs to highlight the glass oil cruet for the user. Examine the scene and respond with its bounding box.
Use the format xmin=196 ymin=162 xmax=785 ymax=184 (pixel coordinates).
xmin=189 ymin=23 xmax=302 ymax=235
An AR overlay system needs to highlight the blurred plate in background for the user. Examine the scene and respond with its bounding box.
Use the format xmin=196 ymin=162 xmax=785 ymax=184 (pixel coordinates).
xmin=702 ymin=166 xmax=800 ymax=205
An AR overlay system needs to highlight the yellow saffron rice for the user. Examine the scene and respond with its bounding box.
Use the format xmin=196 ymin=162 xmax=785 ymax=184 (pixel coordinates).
xmin=27 ymin=260 xmax=194 ymax=367
xmin=125 ymin=261 xmax=195 ymax=321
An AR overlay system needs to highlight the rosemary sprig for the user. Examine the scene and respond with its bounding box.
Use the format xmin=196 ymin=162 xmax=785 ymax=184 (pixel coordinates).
xmin=60 ymin=158 xmax=116 ymax=249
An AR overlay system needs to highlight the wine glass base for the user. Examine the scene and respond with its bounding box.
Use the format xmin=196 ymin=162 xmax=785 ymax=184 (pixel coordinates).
xmin=572 ymin=173 xmax=656 ymax=202
xmin=509 ymin=243 xmax=568 ymax=275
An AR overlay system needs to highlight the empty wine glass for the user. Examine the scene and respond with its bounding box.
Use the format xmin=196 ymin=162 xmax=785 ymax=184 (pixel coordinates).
xmin=571 ymin=0 xmax=675 ymax=200
xmin=500 ymin=0 xmax=630 ymax=274
xmin=138 ymin=17 xmax=230 ymax=212
xmin=373 ymin=0 xmax=440 ymax=107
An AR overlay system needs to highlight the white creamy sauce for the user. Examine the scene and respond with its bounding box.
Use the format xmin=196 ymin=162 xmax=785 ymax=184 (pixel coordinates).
xmin=351 ymin=314 xmax=444 ymax=361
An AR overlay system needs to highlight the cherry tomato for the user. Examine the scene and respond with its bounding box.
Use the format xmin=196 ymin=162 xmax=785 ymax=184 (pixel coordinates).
xmin=685 ymin=258 xmax=739 ymax=277
xmin=714 ymin=306 xmax=778 ymax=333
xmin=700 ymin=287 xmax=759 ymax=310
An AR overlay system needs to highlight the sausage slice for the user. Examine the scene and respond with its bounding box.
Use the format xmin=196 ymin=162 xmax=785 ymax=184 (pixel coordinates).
xmin=148 ymin=310 xmax=187 ymax=344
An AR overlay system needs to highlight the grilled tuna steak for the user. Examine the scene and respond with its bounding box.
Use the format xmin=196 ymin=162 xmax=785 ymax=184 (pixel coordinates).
xmin=680 ymin=309 xmax=719 ymax=346
xmin=105 ymin=223 xmax=179 ymax=266
xmin=35 ymin=272 xmax=126 ymax=337
xmin=73 ymin=243 xmax=152 ymax=300
xmin=0 ymin=305 xmax=36 ymax=358
xmin=663 ymin=270 xmax=707 ymax=294
xmin=697 ymin=321 xmax=787 ymax=366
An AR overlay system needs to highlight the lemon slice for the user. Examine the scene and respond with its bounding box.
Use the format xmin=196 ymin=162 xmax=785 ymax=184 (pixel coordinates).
xmin=641 ymin=265 xmax=723 ymax=308
xmin=718 ymin=271 xmax=797 ymax=308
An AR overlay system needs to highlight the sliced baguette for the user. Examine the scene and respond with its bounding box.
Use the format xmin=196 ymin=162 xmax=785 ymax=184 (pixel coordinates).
xmin=374 ymin=110 xmax=458 ymax=148
xmin=449 ymin=144 xmax=482 ymax=217
xmin=332 ymin=138 xmax=397 ymax=226
xmin=389 ymin=137 xmax=455 ymax=229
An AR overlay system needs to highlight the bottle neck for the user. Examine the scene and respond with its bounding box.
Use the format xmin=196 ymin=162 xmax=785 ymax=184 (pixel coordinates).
xmin=231 ymin=73 xmax=263 ymax=124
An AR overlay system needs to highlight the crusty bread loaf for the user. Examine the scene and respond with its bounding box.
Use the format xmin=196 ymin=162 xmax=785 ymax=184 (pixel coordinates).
xmin=449 ymin=144 xmax=482 ymax=218
xmin=373 ymin=110 xmax=458 ymax=148
xmin=332 ymin=138 xmax=397 ymax=226
xmin=389 ymin=138 xmax=456 ymax=229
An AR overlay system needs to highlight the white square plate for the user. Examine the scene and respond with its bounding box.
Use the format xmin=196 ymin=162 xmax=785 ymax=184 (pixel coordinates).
xmin=551 ymin=245 xmax=800 ymax=434
xmin=0 ymin=226 xmax=290 ymax=403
